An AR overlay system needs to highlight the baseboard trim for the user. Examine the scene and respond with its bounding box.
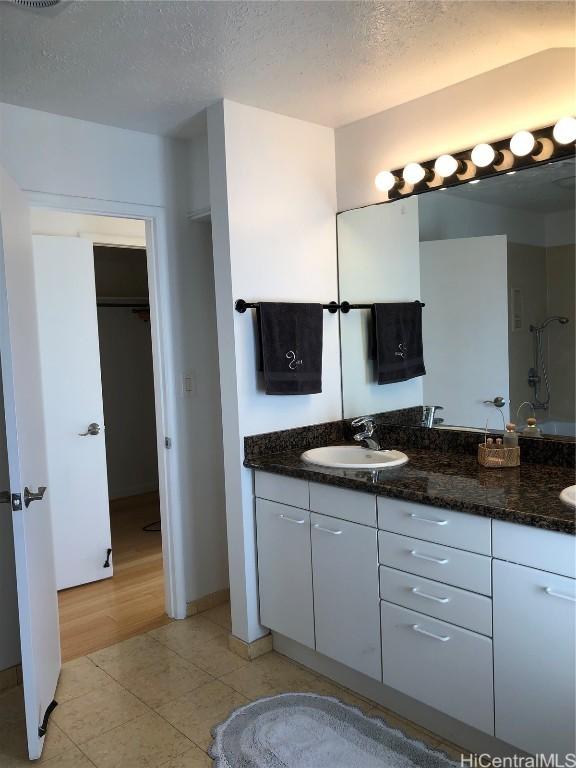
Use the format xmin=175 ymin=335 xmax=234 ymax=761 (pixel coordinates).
xmin=273 ymin=633 xmax=519 ymax=759
xmin=228 ymin=633 xmax=273 ymax=661
xmin=0 ymin=663 xmax=22 ymax=692
xmin=186 ymin=588 xmax=230 ymax=617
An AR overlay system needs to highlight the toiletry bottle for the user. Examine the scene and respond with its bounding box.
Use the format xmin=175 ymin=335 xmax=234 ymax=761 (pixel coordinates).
xmin=503 ymin=423 xmax=519 ymax=448
xmin=522 ymin=417 xmax=542 ymax=438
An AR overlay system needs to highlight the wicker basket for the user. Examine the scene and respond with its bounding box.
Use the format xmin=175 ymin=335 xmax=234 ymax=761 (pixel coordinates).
xmin=478 ymin=443 xmax=520 ymax=468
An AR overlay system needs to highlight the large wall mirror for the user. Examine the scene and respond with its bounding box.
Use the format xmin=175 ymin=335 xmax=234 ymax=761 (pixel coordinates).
xmin=337 ymin=157 xmax=575 ymax=439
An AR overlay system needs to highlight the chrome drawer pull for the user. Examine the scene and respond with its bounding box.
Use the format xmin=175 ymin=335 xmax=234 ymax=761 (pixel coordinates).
xmin=313 ymin=523 xmax=342 ymax=535
xmin=410 ymin=549 xmax=449 ymax=565
xmin=544 ymin=587 xmax=576 ymax=603
xmin=411 ymin=587 xmax=450 ymax=604
xmin=410 ymin=513 xmax=448 ymax=526
xmin=411 ymin=624 xmax=451 ymax=642
xmin=278 ymin=514 xmax=306 ymax=525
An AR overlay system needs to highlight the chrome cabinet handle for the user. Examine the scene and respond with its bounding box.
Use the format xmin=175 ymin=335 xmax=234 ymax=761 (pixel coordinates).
xmin=544 ymin=587 xmax=576 ymax=603
xmin=313 ymin=523 xmax=343 ymax=535
xmin=410 ymin=513 xmax=448 ymax=526
xmin=278 ymin=514 xmax=306 ymax=525
xmin=79 ymin=422 xmax=100 ymax=436
xmin=24 ymin=486 xmax=47 ymax=508
xmin=411 ymin=587 xmax=450 ymax=604
xmin=411 ymin=624 xmax=450 ymax=642
xmin=410 ymin=549 xmax=449 ymax=564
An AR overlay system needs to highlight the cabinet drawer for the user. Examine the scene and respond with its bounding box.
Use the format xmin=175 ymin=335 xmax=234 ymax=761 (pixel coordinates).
xmin=255 ymin=471 xmax=309 ymax=510
xmin=310 ymin=483 xmax=377 ymax=527
xmin=378 ymin=497 xmax=491 ymax=555
xmin=493 ymin=520 xmax=575 ymax=578
xmin=379 ymin=531 xmax=492 ymax=596
xmin=381 ymin=602 xmax=494 ymax=735
xmin=256 ymin=499 xmax=314 ymax=648
xmin=379 ymin=566 xmax=492 ymax=635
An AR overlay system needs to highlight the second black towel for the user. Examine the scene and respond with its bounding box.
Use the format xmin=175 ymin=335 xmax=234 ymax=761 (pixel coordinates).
xmin=258 ymin=302 xmax=323 ymax=395
xmin=372 ymin=302 xmax=426 ymax=385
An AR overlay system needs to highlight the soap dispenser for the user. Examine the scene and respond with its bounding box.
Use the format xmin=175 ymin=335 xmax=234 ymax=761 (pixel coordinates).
xmin=503 ymin=423 xmax=518 ymax=448
xmin=522 ymin=417 xmax=542 ymax=438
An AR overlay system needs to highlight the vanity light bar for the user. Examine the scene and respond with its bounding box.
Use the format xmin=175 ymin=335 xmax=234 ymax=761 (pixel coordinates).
xmin=374 ymin=117 xmax=576 ymax=198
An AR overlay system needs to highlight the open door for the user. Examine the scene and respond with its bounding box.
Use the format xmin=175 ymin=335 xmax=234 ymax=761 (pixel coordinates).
xmin=33 ymin=235 xmax=112 ymax=591
xmin=0 ymin=168 xmax=60 ymax=759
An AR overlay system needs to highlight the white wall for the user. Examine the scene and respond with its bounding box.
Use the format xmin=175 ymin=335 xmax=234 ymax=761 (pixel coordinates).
xmin=0 ymin=102 xmax=227 ymax=607
xmin=337 ymin=197 xmax=423 ymax=418
xmin=208 ymin=100 xmax=339 ymax=642
xmin=335 ymin=48 xmax=576 ymax=211
xmin=0 ymin=365 xmax=20 ymax=672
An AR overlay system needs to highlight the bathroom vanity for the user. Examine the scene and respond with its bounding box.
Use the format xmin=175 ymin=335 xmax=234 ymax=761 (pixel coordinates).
xmin=247 ymin=442 xmax=575 ymax=757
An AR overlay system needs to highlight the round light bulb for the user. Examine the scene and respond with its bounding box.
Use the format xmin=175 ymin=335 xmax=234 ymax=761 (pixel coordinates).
xmin=471 ymin=143 xmax=496 ymax=168
xmin=403 ymin=162 xmax=426 ymax=185
xmin=553 ymin=116 xmax=576 ymax=145
xmin=374 ymin=170 xmax=397 ymax=192
xmin=510 ymin=130 xmax=536 ymax=157
xmin=434 ymin=154 xmax=459 ymax=177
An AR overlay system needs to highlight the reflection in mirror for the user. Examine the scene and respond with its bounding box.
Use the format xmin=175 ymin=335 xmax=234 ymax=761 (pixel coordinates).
xmin=337 ymin=158 xmax=575 ymax=439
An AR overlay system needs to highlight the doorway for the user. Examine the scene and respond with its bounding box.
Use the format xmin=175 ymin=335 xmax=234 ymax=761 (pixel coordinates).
xmin=30 ymin=210 xmax=171 ymax=660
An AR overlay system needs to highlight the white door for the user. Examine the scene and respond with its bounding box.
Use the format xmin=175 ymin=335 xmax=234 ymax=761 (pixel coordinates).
xmin=32 ymin=235 xmax=112 ymax=590
xmin=493 ymin=559 xmax=576 ymax=757
xmin=0 ymin=168 xmax=60 ymax=759
xmin=311 ymin=513 xmax=381 ymax=680
xmin=256 ymin=499 xmax=315 ymax=648
xmin=420 ymin=235 xmax=510 ymax=428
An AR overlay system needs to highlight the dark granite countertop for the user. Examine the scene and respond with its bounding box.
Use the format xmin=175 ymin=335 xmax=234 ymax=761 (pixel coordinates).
xmin=245 ymin=444 xmax=576 ymax=534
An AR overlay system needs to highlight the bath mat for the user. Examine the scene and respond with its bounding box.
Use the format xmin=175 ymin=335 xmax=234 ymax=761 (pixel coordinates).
xmin=210 ymin=692 xmax=456 ymax=768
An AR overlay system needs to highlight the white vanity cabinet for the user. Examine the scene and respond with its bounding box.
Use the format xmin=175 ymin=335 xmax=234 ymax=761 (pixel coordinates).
xmin=493 ymin=533 xmax=576 ymax=757
xmin=253 ymin=470 xmax=576 ymax=754
xmin=311 ymin=512 xmax=381 ymax=679
xmin=255 ymin=498 xmax=315 ymax=648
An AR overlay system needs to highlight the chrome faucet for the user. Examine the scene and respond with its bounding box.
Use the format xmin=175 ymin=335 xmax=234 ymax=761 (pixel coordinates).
xmin=351 ymin=416 xmax=381 ymax=450
xmin=421 ymin=405 xmax=444 ymax=428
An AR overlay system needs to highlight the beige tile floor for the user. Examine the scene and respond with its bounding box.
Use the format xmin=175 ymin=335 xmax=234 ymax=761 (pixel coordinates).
xmin=0 ymin=602 xmax=469 ymax=767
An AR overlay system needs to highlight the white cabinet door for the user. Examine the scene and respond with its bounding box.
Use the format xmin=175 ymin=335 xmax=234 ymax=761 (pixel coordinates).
xmin=256 ymin=498 xmax=314 ymax=648
xmin=493 ymin=560 xmax=576 ymax=757
xmin=311 ymin=512 xmax=381 ymax=680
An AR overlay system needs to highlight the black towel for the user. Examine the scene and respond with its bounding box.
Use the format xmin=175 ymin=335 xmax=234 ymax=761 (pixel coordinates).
xmin=372 ymin=302 xmax=426 ymax=385
xmin=257 ymin=302 xmax=323 ymax=395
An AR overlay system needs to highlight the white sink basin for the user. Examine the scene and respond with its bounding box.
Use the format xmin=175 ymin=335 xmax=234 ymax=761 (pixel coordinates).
xmin=560 ymin=485 xmax=576 ymax=508
xmin=301 ymin=445 xmax=409 ymax=470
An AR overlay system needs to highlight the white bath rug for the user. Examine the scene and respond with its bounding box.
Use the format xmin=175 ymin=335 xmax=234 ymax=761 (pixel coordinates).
xmin=210 ymin=692 xmax=457 ymax=768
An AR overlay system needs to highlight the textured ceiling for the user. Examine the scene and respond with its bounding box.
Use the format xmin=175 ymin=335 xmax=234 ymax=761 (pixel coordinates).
xmin=0 ymin=0 xmax=573 ymax=136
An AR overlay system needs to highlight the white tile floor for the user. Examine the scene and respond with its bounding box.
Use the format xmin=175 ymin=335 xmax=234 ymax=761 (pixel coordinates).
xmin=0 ymin=603 xmax=469 ymax=766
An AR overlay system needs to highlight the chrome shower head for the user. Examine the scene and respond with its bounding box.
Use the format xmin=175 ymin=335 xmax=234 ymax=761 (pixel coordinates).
xmin=530 ymin=316 xmax=569 ymax=332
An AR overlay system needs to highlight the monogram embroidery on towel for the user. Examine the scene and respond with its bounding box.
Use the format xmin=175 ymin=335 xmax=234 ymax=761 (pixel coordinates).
xmin=286 ymin=350 xmax=303 ymax=370
xmin=394 ymin=343 xmax=406 ymax=359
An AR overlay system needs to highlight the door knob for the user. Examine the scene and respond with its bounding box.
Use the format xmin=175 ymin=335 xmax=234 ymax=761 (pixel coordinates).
xmin=79 ymin=422 xmax=100 ymax=436
xmin=24 ymin=486 xmax=47 ymax=508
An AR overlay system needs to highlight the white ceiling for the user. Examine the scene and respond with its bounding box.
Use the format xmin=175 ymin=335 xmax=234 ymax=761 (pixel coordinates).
xmin=0 ymin=0 xmax=573 ymax=137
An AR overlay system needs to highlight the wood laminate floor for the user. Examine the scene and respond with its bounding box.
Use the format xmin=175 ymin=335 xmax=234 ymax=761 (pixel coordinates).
xmin=58 ymin=492 xmax=170 ymax=662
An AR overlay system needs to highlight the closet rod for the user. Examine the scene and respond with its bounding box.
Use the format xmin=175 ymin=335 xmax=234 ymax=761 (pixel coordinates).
xmin=234 ymin=299 xmax=425 ymax=314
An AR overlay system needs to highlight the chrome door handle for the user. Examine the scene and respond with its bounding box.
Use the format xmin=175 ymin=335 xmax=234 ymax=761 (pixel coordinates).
xmin=411 ymin=587 xmax=450 ymax=604
xmin=410 ymin=549 xmax=449 ymax=564
xmin=24 ymin=486 xmax=47 ymax=508
xmin=411 ymin=624 xmax=451 ymax=642
xmin=544 ymin=587 xmax=576 ymax=603
xmin=278 ymin=514 xmax=306 ymax=525
xmin=410 ymin=513 xmax=448 ymax=526
xmin=313 ymin=523 xmax=343 ymax=535
xmin=79 ymin=422 xmax=100 ymax=436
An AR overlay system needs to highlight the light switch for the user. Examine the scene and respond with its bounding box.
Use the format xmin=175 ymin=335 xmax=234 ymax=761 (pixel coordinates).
xmin=183 ymin=371 xmax=197 ymax=397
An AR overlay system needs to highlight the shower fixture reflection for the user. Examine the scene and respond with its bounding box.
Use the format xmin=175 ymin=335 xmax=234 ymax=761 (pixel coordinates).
xmin=528 ymin=316 xmax=569 ymax=410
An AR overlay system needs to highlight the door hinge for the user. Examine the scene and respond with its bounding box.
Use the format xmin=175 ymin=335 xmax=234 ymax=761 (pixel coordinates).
xmin=103 ymin=548 xmax=112 ymax=568
xmin=38 ymin=700 xmax=58 ymax=738
xmin=165 ymin=437 xmax=172 ymax=449
xmin=11 ymin=493 xmax=22 ymax=512
xmin=0 ymin=490 xmax=11 ymax=505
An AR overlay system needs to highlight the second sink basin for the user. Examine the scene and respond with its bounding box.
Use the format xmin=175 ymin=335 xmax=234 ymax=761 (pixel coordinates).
xmin=560 ymin=485 xmax=576 ymax=508
xmin=301 ymin=445 xmax=409 ymax=469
